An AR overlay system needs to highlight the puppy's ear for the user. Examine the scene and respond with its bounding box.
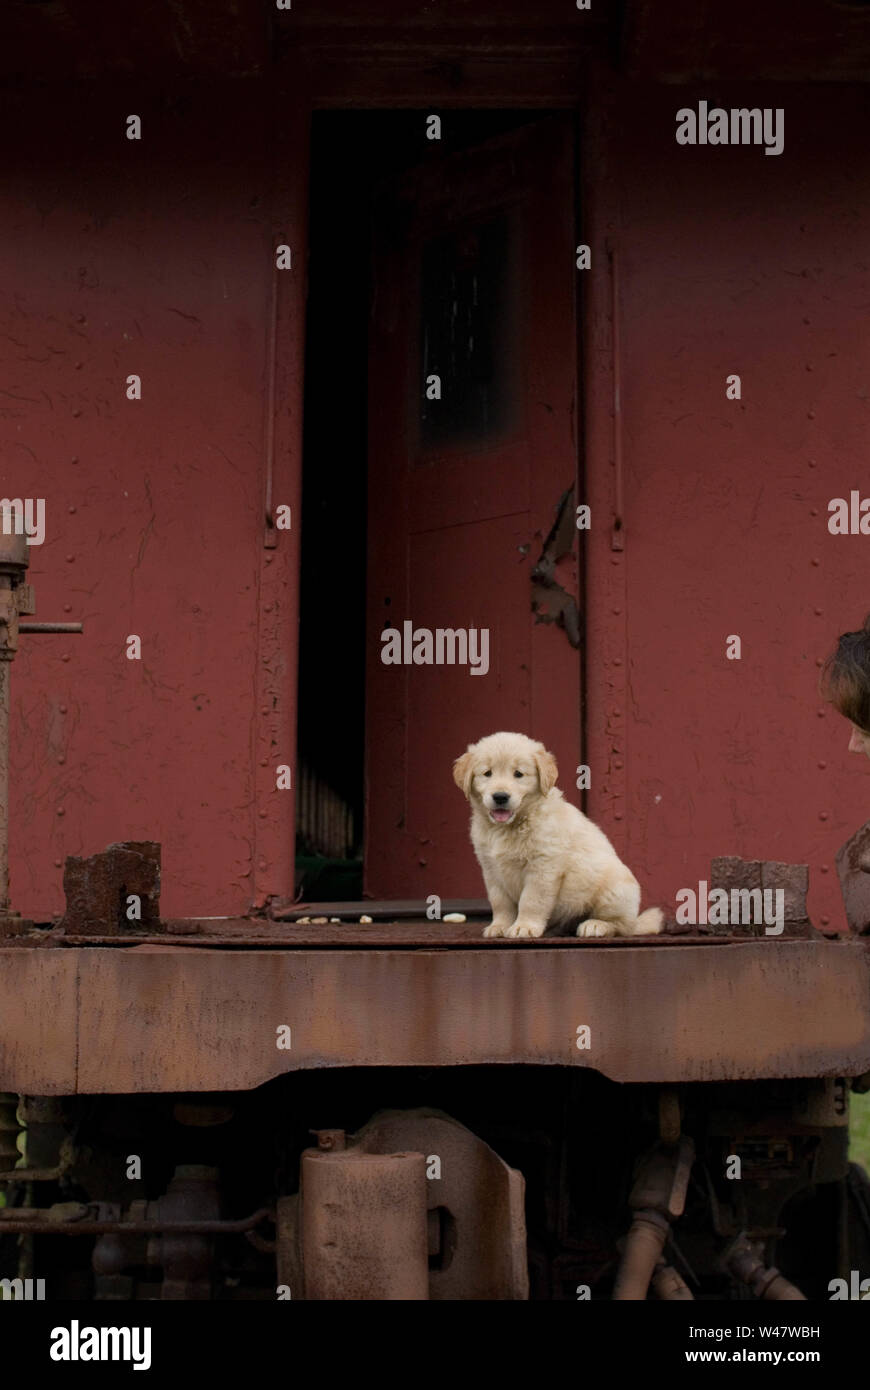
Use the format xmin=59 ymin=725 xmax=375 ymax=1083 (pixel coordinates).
xmin=533 ymin=744 xmax=558 ymax=794
xmin=453 ymin=749 xmax=475 ymax=799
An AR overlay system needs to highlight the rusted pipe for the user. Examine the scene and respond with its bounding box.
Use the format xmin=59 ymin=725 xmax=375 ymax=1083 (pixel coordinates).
xmin=613 ymin=1137 xmax=695 ymax=1301
xmin=651 ymin=1258 xmax=694 ymax=1300
xmin=722 ymin=1233 xmax=806 ymax=1301
xmin=18 ymin=622 xmax=83 ymax=634
xmin=0 ymin=1165 xmax=68 ymax=1183
xmin=0 ymin=1206 xmax=273 ymax=1237
xmin=612 ymin=1210 xmax=670 ymax=1300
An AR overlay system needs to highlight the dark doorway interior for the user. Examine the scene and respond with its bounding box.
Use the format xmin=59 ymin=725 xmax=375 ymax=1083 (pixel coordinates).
xmin=296 ymin=109 xmax=551 ymax=900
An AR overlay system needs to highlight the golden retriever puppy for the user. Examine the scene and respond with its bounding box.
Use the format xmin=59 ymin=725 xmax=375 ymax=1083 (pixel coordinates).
xmin=453 ymin=731 xmax=663 ymax=940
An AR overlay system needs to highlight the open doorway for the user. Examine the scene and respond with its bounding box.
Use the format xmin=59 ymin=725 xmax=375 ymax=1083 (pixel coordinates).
xmin=296 ymin=110 xmax=580 ymax=904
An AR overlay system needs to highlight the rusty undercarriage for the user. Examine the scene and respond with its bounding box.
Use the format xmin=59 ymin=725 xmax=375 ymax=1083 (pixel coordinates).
xmin=0 ymin=839 xmax=869 ymax=1299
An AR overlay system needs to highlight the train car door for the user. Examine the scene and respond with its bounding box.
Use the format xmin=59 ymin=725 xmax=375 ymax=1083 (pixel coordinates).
xmin=365 ymin=115 xmax=581 ymax=899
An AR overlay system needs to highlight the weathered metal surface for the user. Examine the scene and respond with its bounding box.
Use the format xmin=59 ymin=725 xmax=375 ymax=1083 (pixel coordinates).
xmin=0 ymin=534 xmax=81 ymax=937
xmin=300 ymin=1148 xmax=429 ymax=1300
xmin=762 ymin=862 xmax=811 ymax=932
xmin=8 ymin=0 xmax=870 ymax=87
xmin=530 ymin=487 xmax=582 ymax=649
xmin=0 ymin=529 xmax=30 ymax=934
xmin=61 ymin=841 xmax=161 ymax=936
xmin=0 ymin=949 xmax=78 ymax=1092
xmin=710 ymin=857 xmax=813 ymax=939
xmin=353 ymin=1109 xmax=528 ymax=1300
xmin=2 ymin=28 xmax=870 ymax=936
xmin=47 ymin=922 xmax=730 ymax=949
xmin=0 ymin=0 xmax=270 ymax=82
xmin=2 ymin=76 xmax=296 ymax=923
xmin=252 ymin=75 xmax=309 ymax=913
xmin=0 ymin=939 xmax=867 ymax=1094
xmin=624 ymin=0 xmax=870 ymax=81
xmin=837 ymin=819 xmax=870 ymax=934
xmin=581 ymin=73 xmax=870 ymax=934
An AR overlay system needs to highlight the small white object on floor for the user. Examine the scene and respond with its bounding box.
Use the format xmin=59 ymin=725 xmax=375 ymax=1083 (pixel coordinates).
xmin=443 ymin=912 xmax=467 ymax=923
xmin=359 ymin=914 xmax=373 ymax=923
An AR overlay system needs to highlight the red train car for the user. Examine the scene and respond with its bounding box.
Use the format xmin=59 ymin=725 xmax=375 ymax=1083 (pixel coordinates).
xmin=1 ymin=0 xmax=870 ymax=1305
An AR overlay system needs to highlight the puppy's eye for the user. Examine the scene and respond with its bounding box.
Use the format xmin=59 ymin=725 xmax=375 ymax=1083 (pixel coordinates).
xmin=483 ymin=770 xmax=492 ymax=778
xmin=513 ymin=770 xmax=524 ymax=779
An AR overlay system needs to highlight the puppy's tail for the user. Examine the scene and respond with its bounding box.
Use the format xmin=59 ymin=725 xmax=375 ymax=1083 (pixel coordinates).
xmin=634 ymin=906 xmax=664 ymax=936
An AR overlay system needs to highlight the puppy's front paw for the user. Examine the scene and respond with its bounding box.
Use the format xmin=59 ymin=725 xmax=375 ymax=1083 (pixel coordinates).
xmin=504 ymin=920 xmax=547 ymax=939
xmin=482 ymin=920 xmax=511 ymax=938
xmin=576 ymin=919 xmax=616 ymax=939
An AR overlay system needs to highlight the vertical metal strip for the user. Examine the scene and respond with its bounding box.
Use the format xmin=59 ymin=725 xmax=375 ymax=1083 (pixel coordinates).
xmin=609 ymin=243 xmax=625 ymax=552
xmin=252 ymin=65 xmax=311 ymax=911
xmin=0 ymin=661 xmax=8 ymax=914
xmin=582 ymin=65 xmax=629 ymax=856
xmin=263 ymin=256 xmax=279 ymax=548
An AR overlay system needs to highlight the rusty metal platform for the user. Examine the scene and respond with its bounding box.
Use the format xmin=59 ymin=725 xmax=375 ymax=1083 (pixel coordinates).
xmin=0 ymin=933 xmax=868 ymax=1095
xmin=36 ymin=919 xmax=729 ymax=949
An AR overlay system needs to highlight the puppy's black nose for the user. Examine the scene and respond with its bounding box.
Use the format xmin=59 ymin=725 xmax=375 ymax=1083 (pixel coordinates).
xmin=492 ymin=792 xmax=510 ymax=806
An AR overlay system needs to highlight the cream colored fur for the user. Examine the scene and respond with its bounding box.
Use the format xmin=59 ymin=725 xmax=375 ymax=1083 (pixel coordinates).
xmin=453 ymin=730 xmax=663 ymax=940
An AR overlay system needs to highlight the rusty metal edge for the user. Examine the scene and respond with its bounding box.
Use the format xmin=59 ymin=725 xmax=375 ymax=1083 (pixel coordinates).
xmin=0 ymin=938 xmax=867 ymax=1093
xmin=39 ymin=932 xmax=738 ymax=950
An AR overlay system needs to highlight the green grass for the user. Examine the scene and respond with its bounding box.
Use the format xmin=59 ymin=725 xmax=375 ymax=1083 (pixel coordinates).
xmin=850 ymin=1090 xmax=870 ymax=1172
